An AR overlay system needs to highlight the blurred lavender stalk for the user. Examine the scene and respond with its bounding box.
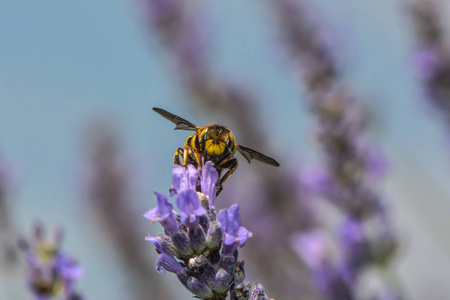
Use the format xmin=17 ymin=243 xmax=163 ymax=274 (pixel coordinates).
xmin=271 ymin=0 xmax=401 ymax=299
xmin=139 ymin=0 xmax=263 ymax=145
xmin=85 ymin=122 xmax=175 ymax=300
xmin=139 ymin=1 xmax=315 ymax=299
xmin=0 ymin=158 xmax=17 ymax=266
xmin=410 ymin=0 xmax=450 ymax=134
xmin=19 ymin=223 xmax=83 ymax=300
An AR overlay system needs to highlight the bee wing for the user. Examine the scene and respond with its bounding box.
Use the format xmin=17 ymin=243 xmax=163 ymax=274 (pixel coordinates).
xmin=153 ymin=107 xmax=199 ymax=131
xmin=236 ymin=145 xmax=280 ymax=167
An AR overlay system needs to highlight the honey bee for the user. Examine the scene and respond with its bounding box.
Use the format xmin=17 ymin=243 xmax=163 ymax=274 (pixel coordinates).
xmin=153 ymin=107 xmax=280 ymax=195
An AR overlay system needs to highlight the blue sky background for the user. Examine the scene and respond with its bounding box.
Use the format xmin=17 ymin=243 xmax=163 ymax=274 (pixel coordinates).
xmin=1 ymin=0 xmax=450 ymax=299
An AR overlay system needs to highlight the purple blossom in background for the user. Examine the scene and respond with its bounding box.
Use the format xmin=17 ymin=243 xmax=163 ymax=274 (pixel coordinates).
xmin=145 ymin=163 xmax=270 ymax=300
xmin=410 ymin=0 xmax=450 ymax=132
xmin=85 ymin=121 xmax=175 ymax=299
xmin=415 ymin=47 xmax=440 ymax=80
xmin=272 ymin=0 xmax=401 ymax=299
xmin=291 ymin=230 xmax=329 ymax=271
xmin=291 ymin=231 xmax=354 ymax=300
xmin=339 ymin=217 xmax=371 ymax=272
xmin=0 ymin=158 xmax=18 ymax=266
xmin=19 ymin=223 xmax=83 ymax=300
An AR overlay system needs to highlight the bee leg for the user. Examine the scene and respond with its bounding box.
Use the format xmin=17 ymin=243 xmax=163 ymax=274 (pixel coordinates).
xmin=173 ymin=148 xmax=184 ymax=165
xmin=216 ymin=184 xmax=223 ymax=196
xmin=215 ymin=158 xmax=238 ymax=195
xmin=194 ymin=151 xmax=203 ymax=171
xmin=214 ymin=169 xmax=224 ymax=196
xmin=182 ymin=147 xmax=190 ymax=168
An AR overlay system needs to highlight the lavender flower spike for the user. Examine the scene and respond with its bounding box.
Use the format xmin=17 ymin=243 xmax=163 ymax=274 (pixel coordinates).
xmin=145 ymin=163 xmax=270 ymax=299
xmin=144 ymin=191 xmax=179 ymax=235
xmin=410 ymin=1 xmax=450 ymax=137
xmin=20 ymin=223 xmax=83 ymax=300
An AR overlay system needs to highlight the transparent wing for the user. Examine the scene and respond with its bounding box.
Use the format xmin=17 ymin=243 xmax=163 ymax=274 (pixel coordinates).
xmin=236 ymin=145 xmax=280 ymax=167
xmin=153 ymin=107 xmax=199 ymax=131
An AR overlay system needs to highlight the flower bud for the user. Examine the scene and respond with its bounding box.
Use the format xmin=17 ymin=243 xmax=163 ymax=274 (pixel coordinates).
xmin=207 ymin=248 xmax=221 ymax=265
xmin=152 ymin=234 xmax=177 ymax=257
xmin=249 ymin=283 xmax=269 ymax=300
xmin=206 ymin=221 xmax=222 ymax=250
xmin=189 ymin=227 xmax=206 ymax=254
xmin=213 ymin=268 xmax=230 ymax=296
xmin=187 ymin=277 xmax=213 ymax=299
xmin=176 ymin=268 xmax=193 ymax=288
xmin=171 ymin=232 xmax=193 ymax=258
xmin=219 ymin=255 xmax=237 ymax=277
xmin=198 ymin=215 xmax=210 ymax=232
xmin=198 ymin=261 xmax=217 ymax=288
xmin=233 ymin=261 xmax=245 ymax=285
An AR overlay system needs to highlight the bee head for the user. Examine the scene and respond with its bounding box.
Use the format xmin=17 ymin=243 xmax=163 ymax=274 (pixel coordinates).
xmin=203 ymin=125 xmax=234 ymax=155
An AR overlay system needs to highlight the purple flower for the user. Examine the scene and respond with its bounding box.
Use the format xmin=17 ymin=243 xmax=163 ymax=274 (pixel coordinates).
xmin=199 ymin=161 xmax=219 ymax=206
xmin=156 ymin=253 xmax=183 ymax=274
xmin=57 ymin=255 xmax=84 ymax=281
xmin=291 ymin=230 xmax=329 ymax=270
xmin=145 ymin=235 xmax=164 ymax=253
xmin=300 ymin=166 xmax=332 ymax=195
xmin=340 ymin=219 xmax=364 ymax=247
xmin=411 ymin=1 xmax=450 ymax=139
xmin=291 ymin=231 xmax=355 ymax=299
xmin=172 ymin=164 xmax=199 ymax=195
xmin=218 ymin=204 xmax=252 ymax=256
xmin=143 ymin=0 xmax=177 ymax=22
xmin=339 ymin=218 xmax=371 ymax=271
xmin=415 ymin=47 xmax=440 ymax=80
xmin=144 ymin=191 xmax=179 ymax=235
xmin=249 ymin=283 xmax=269 ymax=300
xmin=176 ymin=189 xmax=206 ymax=228
xmin=311 ymin=264 xmax=354 ymax=300
xmin=364 ymin=148 xmax=388 ymax=180
xmin=20 ymin=224 xmax=83 ymax=300
xmin=145 ymin=235 xmax=183 ymax=274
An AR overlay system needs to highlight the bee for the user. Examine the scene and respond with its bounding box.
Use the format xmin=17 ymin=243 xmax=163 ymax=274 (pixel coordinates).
xmin=153 ymin=107 xmax=280 ymax=195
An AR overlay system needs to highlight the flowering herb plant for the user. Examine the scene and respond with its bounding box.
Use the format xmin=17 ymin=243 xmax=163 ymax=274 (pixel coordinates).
xmin=144 ymin=161 xmax=270 ymax=300
xmin=411 ymin=0 xmax=450 ymax=133
xmin=19 ymin=223 xmax=83 ymax=300
xmin=271 ymin=1 xmax=400 ymax=299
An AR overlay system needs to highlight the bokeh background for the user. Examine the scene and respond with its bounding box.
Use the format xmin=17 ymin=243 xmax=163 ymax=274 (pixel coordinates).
xmin=1 ymin=0 xmax=450 ymax=299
